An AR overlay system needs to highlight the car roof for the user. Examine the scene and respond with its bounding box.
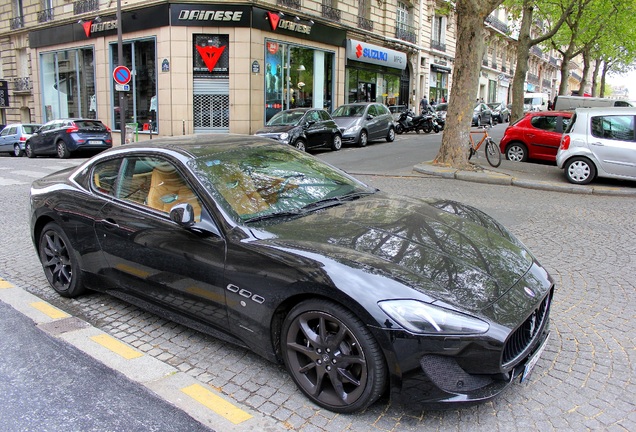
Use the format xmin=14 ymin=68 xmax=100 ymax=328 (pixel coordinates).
xmin=574 ymin=107 xmax=636 ymax=114
xmin=526 ymin=111 xmax=572 ymax=117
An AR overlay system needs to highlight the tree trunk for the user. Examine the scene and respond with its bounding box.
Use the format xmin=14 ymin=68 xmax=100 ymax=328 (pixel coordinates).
xmin=433 ymin=7 xmax=486 ymax=168
xmin=509 ymin=0 xmax=534 ymax=123
xmin=591 ymin=59 xmax=601 ymax=96
xmin=578 ymin=46 xmax=590 ymax=95
xmin=600 ymin=61 xmax=612 ymax=97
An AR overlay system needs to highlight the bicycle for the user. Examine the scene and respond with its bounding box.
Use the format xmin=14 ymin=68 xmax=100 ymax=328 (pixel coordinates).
xmin=468 ymin=125 xmax=501 ymax=167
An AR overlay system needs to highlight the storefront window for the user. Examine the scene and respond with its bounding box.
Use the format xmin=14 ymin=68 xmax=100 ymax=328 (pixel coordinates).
xmin=429 ymin=71 xmax=448 ymax=104
xmin=39 ymin=47 xmax=96 ymax=122
xmin=111 ymin=38 xmax=157 ymax=132
xmin=264 ymin=40 xmax=334 ymax=121
xmin=346 ymin=66 xmax=401 ymax=106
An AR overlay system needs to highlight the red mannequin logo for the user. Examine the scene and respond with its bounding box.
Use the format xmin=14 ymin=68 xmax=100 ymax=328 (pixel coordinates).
xmin=82 ymin=21 xmax=93 ymax=38
xmin=267 ymin=12 xmax=280 ymax=31
xmin=356 ymin=44 xmax=363 ymax=58
xmin=196 ymin=45 xmax=226 ymax=72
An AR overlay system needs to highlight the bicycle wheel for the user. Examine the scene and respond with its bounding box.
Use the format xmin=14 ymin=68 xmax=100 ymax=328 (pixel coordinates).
xmin=468 ymin=144 xmax=475 ymax=160
xmin=485 ymin=139 xmax=502 ymax=167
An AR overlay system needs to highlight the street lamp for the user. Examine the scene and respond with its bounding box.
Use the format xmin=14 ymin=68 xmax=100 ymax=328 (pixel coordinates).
xmin=117 ymin=0 xmax=125 ymax=145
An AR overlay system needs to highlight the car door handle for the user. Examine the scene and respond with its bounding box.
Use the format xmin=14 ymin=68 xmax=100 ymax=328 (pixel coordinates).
xmin=591 ymin=142 xmax=604 ymax=146
xmin=99 ymin=218 xmax=120 ymax=228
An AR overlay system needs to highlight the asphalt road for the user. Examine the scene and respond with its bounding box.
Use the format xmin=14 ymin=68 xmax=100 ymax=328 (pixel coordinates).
xmin=0 ymin=127 xmax=634 ymax=431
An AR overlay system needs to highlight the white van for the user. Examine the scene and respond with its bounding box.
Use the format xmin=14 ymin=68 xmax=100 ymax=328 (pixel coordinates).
xmin=523 ymin=92 xmax=550 ymax=111
xmin=553 ymin=95 xmax=635 ymax=111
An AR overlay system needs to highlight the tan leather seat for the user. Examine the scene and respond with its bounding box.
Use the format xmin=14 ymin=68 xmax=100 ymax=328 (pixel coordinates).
xmin=146 ymin=165 xmax=202 ymax=221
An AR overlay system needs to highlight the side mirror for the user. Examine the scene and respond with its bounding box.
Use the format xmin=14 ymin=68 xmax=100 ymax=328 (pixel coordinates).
xmin=366 ymin=114 xmax=374 ymax=120
xmin=169 ymin=203 xmax=195 ymax=227
xmin=305 ymin=120 xmax=316 ymax=127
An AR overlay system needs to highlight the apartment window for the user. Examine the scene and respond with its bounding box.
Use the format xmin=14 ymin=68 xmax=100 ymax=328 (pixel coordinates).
xmin=432 ymin=16 xmax=446 ymax=50
xmin=11 ymin=0 xmax=24 ymax=29
xmin=397 ymin=2 xmax=410 ymax=31
xmin=359 ymin=0 xmax=371 ymax=18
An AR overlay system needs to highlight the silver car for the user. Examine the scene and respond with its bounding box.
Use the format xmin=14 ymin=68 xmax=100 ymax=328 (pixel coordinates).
xmin=0 ymin=123 xmax=41 ymax=157
xmin=331 ymin=102 xmax=395 ymax=147
xmin=556 ymin=107 xmax=636 ymax=184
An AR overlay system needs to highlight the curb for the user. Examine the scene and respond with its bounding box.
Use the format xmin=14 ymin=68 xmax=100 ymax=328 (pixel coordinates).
xmin=0 ymin=277 xmax=284 ymax=432
xmin=413 ymin=162 xmax=636 ymax=197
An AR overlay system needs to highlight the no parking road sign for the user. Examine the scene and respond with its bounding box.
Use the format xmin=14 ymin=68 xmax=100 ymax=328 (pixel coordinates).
xmin=113 ymin=65 xmax=131 ymax=85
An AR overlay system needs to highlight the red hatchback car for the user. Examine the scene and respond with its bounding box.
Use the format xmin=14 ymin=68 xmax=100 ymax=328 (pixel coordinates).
xmin=500 ymin=111 xmax=572 ymax=162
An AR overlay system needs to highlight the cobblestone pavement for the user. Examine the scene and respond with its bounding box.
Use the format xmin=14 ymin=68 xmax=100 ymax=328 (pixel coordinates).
xmin=1 ymin=157 xmax=634 ymax=431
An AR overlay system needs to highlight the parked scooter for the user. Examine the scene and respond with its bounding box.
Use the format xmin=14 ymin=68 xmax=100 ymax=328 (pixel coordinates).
xmin=395 ymin=109 xmax=423 ymax=134
xmin=421 ymin=112 xmax=441 ymax=133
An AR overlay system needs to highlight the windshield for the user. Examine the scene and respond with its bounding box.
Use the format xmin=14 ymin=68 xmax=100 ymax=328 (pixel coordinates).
xmin=487 ymin=103 xmax=499 ymax=110
xmin=23 ymin=125 xmax=40 ymax=134
xmin=266 ymin=111 xmax=306 ymax=126
xmin=189 ymin=145 xmax=375 ymax=222
xmin=332 ymin=105 xmax=366 ymax=117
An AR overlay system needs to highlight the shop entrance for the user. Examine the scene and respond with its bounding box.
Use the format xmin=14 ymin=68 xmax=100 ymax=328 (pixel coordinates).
xmin=193 ymin=34 xmax=230 ymax=133
xmin=358 ymin=82 xmax=376 ymax=102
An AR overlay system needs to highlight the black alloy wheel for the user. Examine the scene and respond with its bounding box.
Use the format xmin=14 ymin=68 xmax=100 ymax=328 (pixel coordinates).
xmin=25 ymin=142 xmax=35 ymax=158
xmin=386 ymin=127 xmax=395 ymax=142
xmin=294 ymin=139 xmax=307 ymax=152
xmin=38 ymin=222 xmax=86 ymax=297
xmin=282 ymin=299 xmax=387 ymax=413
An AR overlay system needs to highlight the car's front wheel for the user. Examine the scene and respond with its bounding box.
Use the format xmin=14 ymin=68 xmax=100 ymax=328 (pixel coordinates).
xmin=386 ymin=127 xmax=395 ymax=142
xmin=565 ymin=157 xmax=596 ymax=185
xmin=281 ymin=299 xmax=387 ymax=413
xmin=38 ymin=222 xmax=86 ymax=298
xmin=13 ymin=144 xmax=24 ymax=157
xmin=358 ymin=130 xmax=368 ymax=147
xmin=331 ymin=134 xmax=342 ymax=151
xmin=294 ymin=139 xmax=306 ymax=152
xmin=57 ymin=141 xmax=70 ymax=159
xmin=505 ymin=142 xmax=528 ymax=162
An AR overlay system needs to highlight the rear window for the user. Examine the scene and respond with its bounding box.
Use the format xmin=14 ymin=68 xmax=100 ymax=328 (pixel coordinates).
xmin=564 ymin=113 xmax=577 ymax=133
xmin=23 ymin=125 xmax=39 ymax=134
xmin=74 ymin=120 xmax=107 ymax=130
xmin=591 ymin=115 xmax=635 ymax=141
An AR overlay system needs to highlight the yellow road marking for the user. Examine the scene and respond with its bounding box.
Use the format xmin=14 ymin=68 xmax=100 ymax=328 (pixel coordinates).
xmin=30 ymin=302 xmax=70 ymax=319
xmin=90 ymin=334 xmax=144 ymax=359
xmin=181 ymin=384 xmax=252 ymax=424
xmin=0 ymin=279 xmax=14 ymax=289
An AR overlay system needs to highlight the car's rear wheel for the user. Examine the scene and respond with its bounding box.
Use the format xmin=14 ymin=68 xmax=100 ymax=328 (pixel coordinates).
xmin=282 ymin=299 xmax=387 ymax=413
xmin=506 ymin=143 xmax=528 ymax=162
xmin=294 ymin=139 xmax=306 ymax=152
xmin=565 ymin=157 xmax=596 ymax=185
xmin=358 ymin=130 xmax=368 ymax=147
xmin=331 ymin=134 xmax=342 ymax=151
xmin=13 ymin=144 xmax=24 ymax=157
xmin=57 ymin=141 xmax=70 ymax=159
xmin=25 ymin=142 xmax=35 ymax=158
xmin=386 ymin=127 xmax=395 ymax=142
xmin=38 ymin=222 xmax=86 ymax=298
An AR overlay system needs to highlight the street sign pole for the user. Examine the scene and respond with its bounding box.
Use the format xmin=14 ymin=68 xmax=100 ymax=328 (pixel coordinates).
xmin=117 ymin=0 xmax=125 ymax=145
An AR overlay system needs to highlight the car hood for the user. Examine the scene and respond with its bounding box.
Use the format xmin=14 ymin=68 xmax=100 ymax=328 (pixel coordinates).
xmin=255 ymin=125 xmax=296 ymax=135
xmin=332 ymin=118 xmax=359 ymax=129
xmin=250 ymin=193 xmax=535 ymax=313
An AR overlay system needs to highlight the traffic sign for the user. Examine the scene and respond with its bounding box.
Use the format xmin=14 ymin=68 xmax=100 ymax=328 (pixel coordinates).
xmin=113 ymin=65 xmax=132 ymax=85
xmin=115 ymin=84 xmax=130 ymax=91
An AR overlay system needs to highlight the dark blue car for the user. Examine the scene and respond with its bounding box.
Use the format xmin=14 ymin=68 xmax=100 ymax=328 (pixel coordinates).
xmin=25 ymin=118 xmax=112 ymax=159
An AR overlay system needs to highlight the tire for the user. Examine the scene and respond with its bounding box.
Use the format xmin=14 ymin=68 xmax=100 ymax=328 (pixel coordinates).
xmin=38 ymin=222 xmax=86 ymax=298
xmin=485 ymin=139 xmax=502 ymax=167
xmin=489 ymin=117 xmax=493 ymax=127
xmin=25 ymin=142 xmax=35 ymax=158
xmin=423 ymin=124 xmax=432 ymax=134
xmin=57 ymin=140 xmax=70 ymax=159
xmin=565 ymin=157 xmax=596 ymax=185
xmin=281 ymin=299 xmax=387 ymax=413
xmin=294 ymin=139 xmax=306 ymax=152
xmin=433 ymin=125 xmax=440 ymax=133
xmin=358 ymin=130 xmax=368 ymax=147
xmin=385 ymin=127 xmax=395 ymax=142
xmin=395 ymin=124 xmax=404 ymax=135
xmin=468 ymin=145 xmax=475 ymax=160
xmin=13 ymin=144 xmax=24 ymax=157
xmin=505 ymin=142 xmax=528 ymax=162
xmin=331 ymin=134 xmax=342 ymax=151
xmin=476 ymin=117 xmax=481 ymax=127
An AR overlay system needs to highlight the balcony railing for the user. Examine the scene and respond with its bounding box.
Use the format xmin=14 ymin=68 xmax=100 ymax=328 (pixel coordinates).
xmin=485 ymin=15 xmax=509 ymax=33
xmin=358 ymin=16 xmax=373 ymax=31
xmin=10 ymin=16 xmax=24 ymax=30
xmin=542 ymin=79 xmax=552 ymax=88
xmin=38 ymin=8 xmax=54 ymax=23
xmin=527 ymin=73 xmax=539 ymax=84
xmin=321 ymin=4 xmax=341 ymax=22
xmin=277 ymin=0 xmax=301 ymax=10
xmin=549 ymin=56 xmax=558 ymax=66
xmin=74 ymin=0 xmax=99 ymax=15
xmin=531 ymin=46 xmax=543 ymax=57
xmin=431 ymin=40 xmax=446 ymax=52
xmin=13 ymin=77 xmax=32 ymax=93
xmin=570 ymin=71 xmax=582 ymax=81
xmin=395 ymin=23 xmax=417 ymax=44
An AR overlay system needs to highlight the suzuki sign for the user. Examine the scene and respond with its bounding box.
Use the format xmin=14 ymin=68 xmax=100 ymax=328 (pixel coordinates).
xmin=346 ymin=39 xmax=407 ymax=70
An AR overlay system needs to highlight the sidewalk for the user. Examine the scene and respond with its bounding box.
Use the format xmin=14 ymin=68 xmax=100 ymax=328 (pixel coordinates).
xmin=414 ymin=158 xmax=636 ymax=196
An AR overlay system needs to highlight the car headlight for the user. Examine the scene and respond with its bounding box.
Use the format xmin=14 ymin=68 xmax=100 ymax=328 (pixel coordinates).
xmin=378 ymin=300 xmax=489 ymax=335
xmin=346 ymin=124 xmax=362 ymax=134
xmin=278 ymin=132 xmax=289 ymax=143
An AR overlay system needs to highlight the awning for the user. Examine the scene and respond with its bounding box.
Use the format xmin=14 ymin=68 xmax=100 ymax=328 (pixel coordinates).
xmin=431 ymin=64 xmax=452 ymax=73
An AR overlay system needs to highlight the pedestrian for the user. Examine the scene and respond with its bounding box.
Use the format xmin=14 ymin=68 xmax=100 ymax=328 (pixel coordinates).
xmin=420 ymin=95 xmax=429 ymax=114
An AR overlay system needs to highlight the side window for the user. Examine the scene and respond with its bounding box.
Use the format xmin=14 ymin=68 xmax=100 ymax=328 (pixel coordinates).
xmin=530 ymin=116 xmax=556 ymax=131
xmin=92 ymin=158 xmax=122 ymax=196
xmin=378 ymin=104 xmax=390 ymax=116
xmin=308 ymin=111 xmax=320 ymax=123
xmin=319 ymin=110 xmax=331 ymax=121
xmin=562 ymin=117 xmax=571 ymax=131
xmin=591 ymin=115 xmax=635 ymax=141
xmin=368 ymin=105 xmax=378 ymax=117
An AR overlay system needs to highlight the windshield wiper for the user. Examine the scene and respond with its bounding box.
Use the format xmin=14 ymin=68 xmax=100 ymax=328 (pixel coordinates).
xmin=299 ymin=190 xmax=376 ymax=212
xmin=243 ymin=210 xmax=303 ymax=223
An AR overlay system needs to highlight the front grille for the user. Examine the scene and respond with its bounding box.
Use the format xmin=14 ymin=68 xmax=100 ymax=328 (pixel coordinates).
xmin=501 ymin=290 xmax=552 ymax=367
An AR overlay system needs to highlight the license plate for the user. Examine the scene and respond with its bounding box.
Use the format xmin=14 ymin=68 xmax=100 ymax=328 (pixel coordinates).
xmin=88 ymin=140 xmax=102 ymax=145
xmin=521 ymin=331 xmax=550 ymax=382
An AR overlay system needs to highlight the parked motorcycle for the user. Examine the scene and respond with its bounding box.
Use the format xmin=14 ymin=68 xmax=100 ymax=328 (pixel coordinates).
xmin=420 ymin=112 xmax=441 ymax=133
xmin=395 ymin=109 xmax=424 ymax=134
